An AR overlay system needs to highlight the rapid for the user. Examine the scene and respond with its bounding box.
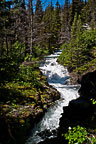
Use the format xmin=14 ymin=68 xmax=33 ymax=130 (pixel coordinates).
xmin=26 ymin=50 xmax=80 ymax=144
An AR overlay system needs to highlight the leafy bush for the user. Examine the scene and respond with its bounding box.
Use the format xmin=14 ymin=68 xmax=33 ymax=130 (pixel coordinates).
xmin=91 ymin=98 xmax=96 ymax=105
xmin=11 ymin=41 xmax=25 ymax=62
xmin=62 ymin=125 xmax=96 ymax=144
xmin=33 ymin=45 xmax=49 ymax=58
xmin=0 ymin=41 xmax=26 ymax=85
xmin=18 ymin=64 xmax=42 ymax=88
xmin=64 ymin=125 xmax=87 ymax=144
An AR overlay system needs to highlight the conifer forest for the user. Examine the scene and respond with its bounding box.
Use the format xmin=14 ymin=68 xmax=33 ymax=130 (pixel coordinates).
xmin=0 ymin=0 xmax=96 ymax=144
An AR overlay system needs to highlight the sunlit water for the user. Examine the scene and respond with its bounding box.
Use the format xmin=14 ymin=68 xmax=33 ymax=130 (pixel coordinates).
xmin=26 ymin=50 xmax=80 ymax=144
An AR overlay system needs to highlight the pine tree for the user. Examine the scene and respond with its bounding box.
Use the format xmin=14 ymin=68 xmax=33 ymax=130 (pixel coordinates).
xmin=70 ymin=13 xmax=78 ymax=64
xmin=0 ymin=0 xmax=12 ymax=57
xmin=42 ymin=3 xmax=54 ymax=51
xmin=22 ymin=0 xmax=25 ymax=9
xmin=28 ymin=0 xmax=33 ymax=57
xmin=75 ymin=15 xmax=83 ymax=66
xmin=90 ymin=12 xmax=96 ymax=30
xmin=0 ymin=0 xmax=5 ymax=57
xmin=53 ymin=0 xmax=61 ymax=47
xmin=35 ymin=0 xmax=43 ymax=23
xmin=70 ymin=14 xmax=84 ymax=68
xmin=60 ymin=0 xmax=70 ymax=44
xmin=83 ymin=0 xmax=96 ymax=24
xmin=71 ymin=12 xmax=77 ymax=40
xmin=63 ymin=0 xmax=69 ymax=24
xmin=70 ymin=0 xmax=83 ymax=24
xmin=34 ymin=0 xmax=43 ymax=48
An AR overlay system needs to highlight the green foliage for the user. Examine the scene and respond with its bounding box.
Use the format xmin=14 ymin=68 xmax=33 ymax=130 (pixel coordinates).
xmin=71 ymin=13 xmax=78 ymax=40
xmin=0 ymin=57 xmax=18 ymax=85
xmin=59 ymin=26 xmax=96 ymax=73
xmin=81 ymin=0 xmax=96 ymax=24
xmin=62 ymin=125 xmax=96 ymax=144
xmin=91 ymin=99 xmax=96 ymax=105
xmin=64 ymin=125 xmax=87 ymax=144
xmin=34 ymin=45 xmax=43 ymax=57
xmin=59 ymin=43 xmax=72 ymax=68
xmin=70 ymin=0 xmax=83 ymax=24
xmin=0 ymin=60 xmax=52 ymax=108
xmin=33 ymin=45 xmax=49 ymax=57
xmin=24 ymin=54 xmax=39 ymax=65
xmin=11 ymin=41 xmax=25 ymax=61
xmin=18 ymin=64 xmax=42 ymax=88
xmin=0 ymin=41 xmax=26 ymax=85
xmin=42 ymin=1 xmax=61 ymax=51
xmin=90 ymin=136 xmax=96 ymax=144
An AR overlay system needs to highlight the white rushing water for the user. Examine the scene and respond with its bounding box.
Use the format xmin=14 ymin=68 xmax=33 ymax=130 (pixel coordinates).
xmin=26 ymin=50 xmax=80 ymax=144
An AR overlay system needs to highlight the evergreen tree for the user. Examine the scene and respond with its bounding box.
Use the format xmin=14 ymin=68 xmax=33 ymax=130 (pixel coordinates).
xmin=60 ymin=0 xmax=70 ymax=44
xmin=28 ymin=0 xmax=33 ymax=57
xmin=0 ymin=0 xmax=12 ymax=57
xmin=71 ymin=12 xmax=78 ymax=40
xmin=70 ymin=0 xmax=83 ymax=24
xmin=74 ymin=15 xmax=83 ymax=66
xmin=35 ymin=0 xmax=43 ymax=23
xmin=63 ymin=0 xmax=69 ymax=24
xmin=42 ymin=0 xmax=61 ymax=51
xmin=90 ymin=12 xmax=96 ymax=30
xmin=42 ymin=3 xmax=54 ymax=51
xmin=53 ymin=0 xmax=61 ymax=47
xmin=82 ymin=0 xmax=96 ymax=24
xmin=70 ymin=13 xmax=78 ymax=64
xmin=34 ymin=0 xmax=43 ymax=49
xmin=69 ymin=13 xmax=83 ymax=67
xmin=22 ymin=0 xmax=25 ymax=9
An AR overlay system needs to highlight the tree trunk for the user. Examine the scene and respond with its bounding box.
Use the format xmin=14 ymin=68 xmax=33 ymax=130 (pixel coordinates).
xmin=28 ymin=0 xmax=33 ymax=59
xmin=6 ymin=34 xmax=8 ymax=56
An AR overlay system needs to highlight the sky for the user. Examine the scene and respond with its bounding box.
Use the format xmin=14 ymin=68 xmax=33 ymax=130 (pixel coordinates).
xmin=6 ymin=0 xmax=72 ymax=7
xmin=42 ymin=0 xmax=71 ymax=8
xmin=41 ymin=0 xmax=86 ymax=10
xmin=6 ymin=0 xmax=69 ymax=11
xmin=6 ymin=0 xmax=86 ymax=10
xmin=46 ymin=0 xmax=65 ymax=6
xmin=41 ymin=0 xmax=71 ymax=10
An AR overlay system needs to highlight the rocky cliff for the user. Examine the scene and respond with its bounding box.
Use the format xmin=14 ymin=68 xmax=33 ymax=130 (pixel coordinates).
xmin=59 ymin=70 xmax=96 ymax=143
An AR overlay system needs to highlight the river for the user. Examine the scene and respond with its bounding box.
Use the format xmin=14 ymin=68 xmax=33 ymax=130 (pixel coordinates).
xmin=25 ymin=50 xmax=80 ymax=144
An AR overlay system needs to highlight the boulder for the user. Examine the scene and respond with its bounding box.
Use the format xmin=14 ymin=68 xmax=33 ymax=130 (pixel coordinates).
xmin=78 ymin=70 xmax=96 ymax=99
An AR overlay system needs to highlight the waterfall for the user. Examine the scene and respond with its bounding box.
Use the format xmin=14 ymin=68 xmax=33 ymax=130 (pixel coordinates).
xmin=26 ymin=50 xmax=80 ymax=144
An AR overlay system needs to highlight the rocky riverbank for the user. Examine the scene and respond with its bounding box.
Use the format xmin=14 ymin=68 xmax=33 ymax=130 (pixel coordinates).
xmin=58 ymin=70 xmax=96 ymax=143
xmin=0 ymin=65 xmax=60 ymax=144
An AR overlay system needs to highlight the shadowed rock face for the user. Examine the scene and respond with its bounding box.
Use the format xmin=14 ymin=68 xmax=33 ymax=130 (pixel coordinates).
xmin=59 ymin=98 xmax=94 ymax=134
xmin=59 ymin=70 xmax=96 ymax=141
xmin=78 ymin=70 xmax=96 ymax=99
xmin=65 ymin=98 xmax=93 ymax=118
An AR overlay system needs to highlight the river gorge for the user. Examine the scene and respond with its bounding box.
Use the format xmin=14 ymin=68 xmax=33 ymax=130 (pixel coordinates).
xmin=25 ymin=50 xmax=80 ymax=144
